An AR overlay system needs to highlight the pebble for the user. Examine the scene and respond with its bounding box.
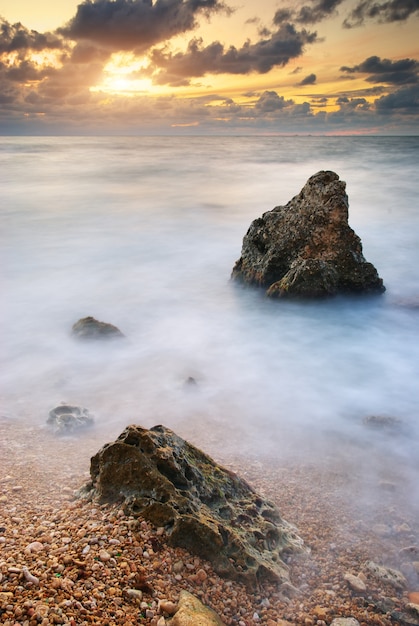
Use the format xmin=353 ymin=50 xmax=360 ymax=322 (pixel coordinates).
xmin=330 ymin=620 xmax=360 ymax=626
xmin=173 ymin=560 xmax=184 ymax=573
xmin=22 ymin=565 xmax=40 ymax=585
xmin=99 ymin=549 xmax=111 ymax=561
xmin=159 ymin=600 xmax=178 ymax=615
xmin=25 ymin=541 xmax=45 ymax=553
xmin=125 ymin=588 xmax=143 ymax=602
xmin=343 ymin=573 xmax=367 ymax=593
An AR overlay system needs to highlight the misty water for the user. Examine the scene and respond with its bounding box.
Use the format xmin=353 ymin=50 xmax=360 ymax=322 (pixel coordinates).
xmin=1 ymin=136 xmax=419 ymax=497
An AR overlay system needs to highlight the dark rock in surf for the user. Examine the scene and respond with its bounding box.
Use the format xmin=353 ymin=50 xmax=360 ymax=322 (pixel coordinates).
xmin=232 ymin=170 xmax=385 ymax=298
xmin=47 ymin=404 xmax=94 ymax=435
xmin=362 ymin=415 xmax=404 ymax=434
xmin=71 ymin=316 xmax=124 ymax=340
xmin=78 ymin=424 xmax=306 ymax=586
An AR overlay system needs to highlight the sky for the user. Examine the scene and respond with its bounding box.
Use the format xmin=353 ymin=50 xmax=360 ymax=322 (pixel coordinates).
xmin=0 ymin=0 xmax=418 ymax=134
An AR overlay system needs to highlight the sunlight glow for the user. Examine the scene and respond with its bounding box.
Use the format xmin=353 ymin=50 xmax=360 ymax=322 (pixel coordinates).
xmin=91 ymin=52 xmax=155 ymax=95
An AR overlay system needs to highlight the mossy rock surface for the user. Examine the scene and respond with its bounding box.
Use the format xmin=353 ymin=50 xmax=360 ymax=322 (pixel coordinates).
xmin=80 ymin=424 xmax=306 ymax=586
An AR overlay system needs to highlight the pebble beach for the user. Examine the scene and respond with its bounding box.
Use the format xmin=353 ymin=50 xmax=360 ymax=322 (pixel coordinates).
xmin=1 ymin=415 xmax=419 ymax=626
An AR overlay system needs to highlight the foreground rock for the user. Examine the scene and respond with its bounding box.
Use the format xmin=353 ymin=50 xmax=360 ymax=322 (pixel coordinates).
xmin=71 ymin=316 xmax=124 ymax=339
xmin=79 ymin=424 xmax=305 ymax=586
xmin=171 ymin=591 xmax=225 ymax=626
xmin=232 ymin=170 xmax=385 ymax=298
xmin=47 ymin=404 xmax=94 ymax=434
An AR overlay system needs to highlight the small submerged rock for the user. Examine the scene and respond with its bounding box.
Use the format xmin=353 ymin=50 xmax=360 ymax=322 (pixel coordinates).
xmin=47 ymin=404 xmax=94 ymax=435
xmin=362 ymin=414 xmax=404 ymax=433
xmin=71 ymin=316 xmax=124 ymax=340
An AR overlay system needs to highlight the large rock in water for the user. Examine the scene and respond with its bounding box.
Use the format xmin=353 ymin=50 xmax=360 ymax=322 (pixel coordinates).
xmin=232 ymin=170 xmax=385 ymax=297
xmin=79 ymin=424 xmax=305 ymax=586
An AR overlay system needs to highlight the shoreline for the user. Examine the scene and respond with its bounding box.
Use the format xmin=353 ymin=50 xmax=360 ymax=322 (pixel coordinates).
xmin=1 ymin=416 xmax=418 ymax=625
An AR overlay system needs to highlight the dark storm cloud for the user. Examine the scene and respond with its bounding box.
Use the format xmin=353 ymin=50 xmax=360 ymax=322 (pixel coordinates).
xmin=151 ymin=24 xmax=317 ymax=84
xmin=59 ymin=0 xmax=230 ymax=52
xmin=375 ymin=84 xmax=419 ymax=111
xmin=274 ymin=0 xmax=344 ymax=25
xmin=0 ymin=17 xmax=63 ymax=53
xmin=297 ymin=72 xmax=316 ymax=85
xmin=341 ymin=55 xmax=419 ymax=85
xmin=343 ymin=0 xmax=419 ymax=28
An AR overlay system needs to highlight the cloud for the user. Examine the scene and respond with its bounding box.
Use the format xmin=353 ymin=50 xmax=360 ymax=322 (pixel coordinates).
xmin=375 ymin=84 xmax=419 ymax=111
xmin=274 ymin=0 xmax=344 ymax=25
xmin=4 ymin=59 xmax=51 ymax=83
xmin=337 ymin=85 xmax=387 ymax=97
xmin=343 ymin=0 xmax=419 ymax=28
xmin=0 ymin=82 xmax=417 ymax=135
xmin=0 ymin=17 xmax=107 ymax=115
xmin=341 ymin=55 xmax=419 ymax=85
xmin=274 ymin=0 xmax=419 ymax=28
xmin=70 ymin=43 xmax=110 ymax=64
xmin=59 ymin=0 xmax=230 ymax=53
xmin=0 ymin=17 xmax=63 ymax=53
xmin=297 ymin=72 xmax=317 ymax=85
xmin=150 ymin=24 xmax=317 ymax=84
xmin=255 ymin=90 xmax=294 ymax=111
xmin=336 ymin=95 xmax=370 ymax=110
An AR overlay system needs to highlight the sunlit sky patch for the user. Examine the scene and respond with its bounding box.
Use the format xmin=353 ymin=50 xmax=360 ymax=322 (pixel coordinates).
xmin=1 ymin=0 xmax=418 ymax=134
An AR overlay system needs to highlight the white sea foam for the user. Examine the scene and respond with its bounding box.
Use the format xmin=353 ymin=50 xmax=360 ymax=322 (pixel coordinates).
xmin=1 ymin=136 xmax=418 ymax=491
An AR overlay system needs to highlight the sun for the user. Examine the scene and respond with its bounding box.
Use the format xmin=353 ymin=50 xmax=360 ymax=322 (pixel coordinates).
xmin=91 ymin=52 xmax=155 ymax=96
xmin=94 ymin=74 xmax=154 ymax=96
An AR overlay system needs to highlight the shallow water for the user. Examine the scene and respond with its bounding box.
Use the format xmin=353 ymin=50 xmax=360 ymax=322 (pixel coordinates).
xmin=1 ymin=136 xmax=418 ymax=481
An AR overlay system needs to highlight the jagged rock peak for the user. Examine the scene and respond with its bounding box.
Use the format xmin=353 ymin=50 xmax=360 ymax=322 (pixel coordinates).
xmin=232 ymin=170 xmax=385 ymax=298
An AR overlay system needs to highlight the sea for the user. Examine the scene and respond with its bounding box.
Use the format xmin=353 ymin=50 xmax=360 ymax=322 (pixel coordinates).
xmin=1 ymin=135 xmax=419 ymax=477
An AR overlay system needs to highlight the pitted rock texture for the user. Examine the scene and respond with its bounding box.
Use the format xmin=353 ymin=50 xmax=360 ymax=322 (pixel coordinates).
xmin=79 ymin=424 xmax=305 ymax=586
xmin=232 ymin=170 xmax=385 ymax=298
xmin=71 ymin=316 xmax=124 ymax=339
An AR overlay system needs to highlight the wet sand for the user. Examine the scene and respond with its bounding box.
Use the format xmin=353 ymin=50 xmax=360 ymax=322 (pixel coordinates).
xmin=1 ymin=416 xmax=418 ymax=626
